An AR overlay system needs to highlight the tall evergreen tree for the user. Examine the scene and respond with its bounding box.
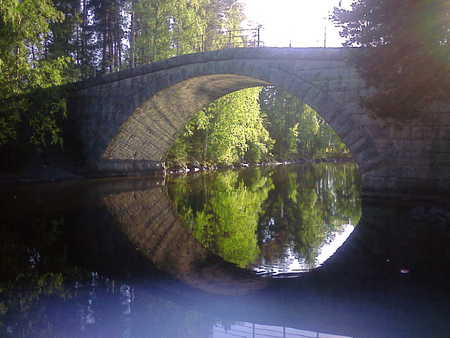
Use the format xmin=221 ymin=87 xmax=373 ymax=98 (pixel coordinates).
xmin=90 ymin=0 xmax=127 ymax=72
xmin=332 ymin=0 xmax=450 ymax=120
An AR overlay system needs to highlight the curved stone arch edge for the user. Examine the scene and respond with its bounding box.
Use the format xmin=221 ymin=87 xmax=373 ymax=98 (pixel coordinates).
xmin=102 ymin=62 xmax=382 ymax=175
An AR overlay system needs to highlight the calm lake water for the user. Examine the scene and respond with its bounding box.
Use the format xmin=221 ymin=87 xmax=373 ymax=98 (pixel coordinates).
xmin=1 ymin=163 xmax=450 ymax=338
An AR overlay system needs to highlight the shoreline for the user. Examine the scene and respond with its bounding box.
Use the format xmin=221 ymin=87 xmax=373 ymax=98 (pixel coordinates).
xmin=0 ymin=156 xmax=354 ymax=186
xmin=166 ymin=157 xmax=354 ymax=175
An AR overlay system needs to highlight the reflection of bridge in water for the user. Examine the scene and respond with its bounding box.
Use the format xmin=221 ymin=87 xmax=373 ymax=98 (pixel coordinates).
xmin=212 ymin=322 xmax=351 ymax=338
xmin=100 ymin=181 xmax=364 ymax=293
xmin=6 ymin=177 xmax=447 ymax=337
xmin=82 ymin=179 xmax=450 ymax=338
xmin=102 ymin=185 xmax=266 ymax=295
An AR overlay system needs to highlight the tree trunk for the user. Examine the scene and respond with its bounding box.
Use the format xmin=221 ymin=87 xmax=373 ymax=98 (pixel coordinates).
xmin=130 ymin=0 xmax=135 ymax=68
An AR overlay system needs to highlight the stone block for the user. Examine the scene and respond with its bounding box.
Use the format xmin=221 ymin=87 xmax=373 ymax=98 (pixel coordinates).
xmin=438 ymin=127 xmax=450 ymax=140
xmin=410 ymin=127 xmax=426 ymax=140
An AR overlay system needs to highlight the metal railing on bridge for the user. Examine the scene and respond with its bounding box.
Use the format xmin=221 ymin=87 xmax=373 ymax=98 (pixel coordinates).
xmin=191 ymin=25 xmax=264 ymax=53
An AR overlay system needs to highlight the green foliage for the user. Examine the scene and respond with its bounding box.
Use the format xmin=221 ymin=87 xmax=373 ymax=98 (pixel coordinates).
xmin=168 ymin=163 xmax=361 ymax=269
xmin=168 ymin=169 xmax=272 ymax=267
xmin=167 ymin=85 xmax=350 ymax=168
xmin=207 ymin=88 xmax=272 ymax=164
xmin=260 ymin=87 xmax=349 ymax=160
xmin=166 ymin=87 xmax=273 ymax=167
xmin=257 ymin=163 xmax=361 ymax=267
xmin=332 ymin=0 xmax=450 ymax=121
xmin=259 ymin=86 xmax=303 ymax=159
xmin=0 ymin=0 xmax=252 ymax=163
xmin=200 ymin=0 xmax=246 ymax=50
xmin=0 ymin=0 xmax=71 ymax=150
xmin=129 ymin=0 xmax=245 ymax=65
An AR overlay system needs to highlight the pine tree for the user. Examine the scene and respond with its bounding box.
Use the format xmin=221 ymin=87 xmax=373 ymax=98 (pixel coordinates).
xmin=332 ymin=0 xmax=450 ymax=120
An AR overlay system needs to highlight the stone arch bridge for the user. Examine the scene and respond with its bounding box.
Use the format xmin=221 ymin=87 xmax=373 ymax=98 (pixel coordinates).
xmin=69 ymin=47 xmax=450 ymax=195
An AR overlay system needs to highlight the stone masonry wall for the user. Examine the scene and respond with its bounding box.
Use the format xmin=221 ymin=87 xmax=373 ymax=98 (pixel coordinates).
xmin=69 ymin=48 xmax=450 ymax=195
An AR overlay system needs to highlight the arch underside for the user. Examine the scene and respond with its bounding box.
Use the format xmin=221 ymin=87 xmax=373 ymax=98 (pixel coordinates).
xmin=90 ymin=57 xmax=387 ymax=176
xmin=104 ymin=74 xmax=269 ymax=166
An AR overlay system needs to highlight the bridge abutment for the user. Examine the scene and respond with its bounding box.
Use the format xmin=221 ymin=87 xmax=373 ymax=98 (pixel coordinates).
xmin=360 ymin=103 xmax=450 ymax=196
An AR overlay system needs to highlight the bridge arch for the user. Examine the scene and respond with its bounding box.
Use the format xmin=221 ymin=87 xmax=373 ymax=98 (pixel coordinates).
xmin=70 ymin=47 xmax=450 ymax=194
xmin=72 ymin=48 xmax=388 ymax=175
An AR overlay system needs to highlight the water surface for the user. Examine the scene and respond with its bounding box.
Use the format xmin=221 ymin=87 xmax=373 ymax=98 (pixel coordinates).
xmin=167 ymin=163 xmax=361 ymax=276
xmin=1 ymin=162 xmax=450 ymax=338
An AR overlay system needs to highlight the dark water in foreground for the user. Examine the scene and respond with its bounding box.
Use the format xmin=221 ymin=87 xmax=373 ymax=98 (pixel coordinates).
xmin=1 ymin=163 xmax=450 ymax=338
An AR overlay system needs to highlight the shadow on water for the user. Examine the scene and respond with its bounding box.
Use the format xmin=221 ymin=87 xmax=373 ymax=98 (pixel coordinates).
xmin=1 ymin=164 xmax=450 ymax=338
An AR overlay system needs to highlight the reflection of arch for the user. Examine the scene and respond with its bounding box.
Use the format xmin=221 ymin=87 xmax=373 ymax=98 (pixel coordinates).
xmin=101 ymin=185 xmax=266 ymax=295
xmin=71 ymin=48 xmax=395 ymax=189
xmin=97 ymin=178 xmax=449 ymax=295
xmin=148 ymin=197 xmax=450 ymax=338
xmin=7 ymin=179 xmax=448 ymax=337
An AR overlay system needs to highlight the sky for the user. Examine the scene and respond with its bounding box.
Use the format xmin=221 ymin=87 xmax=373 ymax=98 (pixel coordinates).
xmin=240 ymin=0 xmax=352 ymax=48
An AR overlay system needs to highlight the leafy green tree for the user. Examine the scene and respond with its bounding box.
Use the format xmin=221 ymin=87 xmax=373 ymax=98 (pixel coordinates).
xmin=260 ymin=87 xmax=349 ymax=160
xmin=259 ymin=87 xmax=302 ymax=160
xmin=131 ymin=0 xmax=175 ymax=63
xmin=201 ymin=0 xmax=245 ymax=50
xmin=206 ymin=88 xmax=272 ymax=165
xmin=332 ymin=0 xmax=450 ymax=120
xmin=0 ymin=0 xmax=71 ymax=158
xmin=169 ymin=0 xmax=212 ymax=55
xmin=129 ymin=0 xmax=244 ymax=65
xmin=166 ymin=87 xmax=273 ymax=167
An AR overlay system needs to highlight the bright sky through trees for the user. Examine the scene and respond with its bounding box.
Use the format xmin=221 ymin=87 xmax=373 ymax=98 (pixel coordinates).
xmin=241 ymin=0 xmax=351 ymax=47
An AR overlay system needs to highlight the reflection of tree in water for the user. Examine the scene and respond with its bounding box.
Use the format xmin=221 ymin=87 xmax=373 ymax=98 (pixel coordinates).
xmin=257 ymin=163 xmax=361 ymax=268
xmin=168 ymin=163 xmax=361 ymax=270
xmin=0 ymin=215 xmax=84 ymax=337
xmin=168 ymin=169 xmax=273 ymax=268
xmin=0 ymin=210 xmax=218 ymax=338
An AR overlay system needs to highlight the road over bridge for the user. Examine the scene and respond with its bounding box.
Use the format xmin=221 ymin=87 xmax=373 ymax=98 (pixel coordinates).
xmin=69 ymin=47 xmax=450 ymax=195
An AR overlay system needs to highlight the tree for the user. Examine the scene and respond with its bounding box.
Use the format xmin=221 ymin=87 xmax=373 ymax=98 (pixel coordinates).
xmin=259 ymin=87 xmax=302 ymax=160
xmin=128 ymin=0 xmax=245 ymax=66
xmin=201 ymin=0 xmax=245 ymax=51
xmin=89 ymin=0 xmax=127 ymax=72
xmin=206 ymin=88 xmax=272 ymax=165
xmin=1 ymin=0 xmax=259 ymax=169
xmin=166 ymin=87 xmax=273 ymax=167
xmin=0 ymin=0 xmax=71 ymax=155
xmin=332 ymin=0 xmax=450 ymax=121
xmin=259 ymin=87 xmax=349 ymax=160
